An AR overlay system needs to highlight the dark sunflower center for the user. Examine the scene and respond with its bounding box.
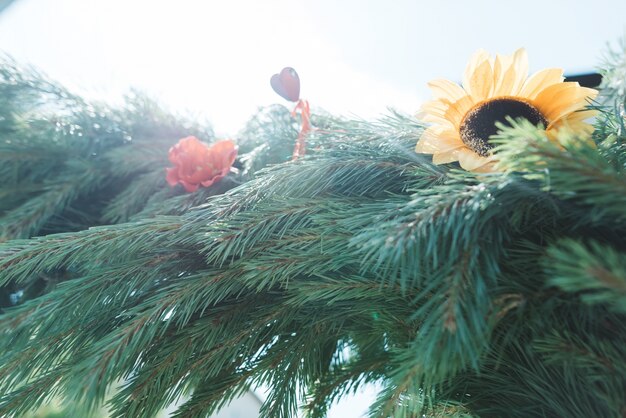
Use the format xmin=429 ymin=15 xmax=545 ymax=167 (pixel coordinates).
xmin=459 ymin=98 xmax=547 ymax=156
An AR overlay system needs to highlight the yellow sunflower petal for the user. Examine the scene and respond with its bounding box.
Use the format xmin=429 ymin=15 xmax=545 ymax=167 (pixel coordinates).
xmin=551 ymin=87 xmax=598 ymax=123
xmin=444 ymin=96 xmax=475 ymax=129
xmin=563 ymin=109 xmax=599 ymax=123
xmin=534 ymin=82 xmax=598 ymax=124
xmin=549 ymin=109 xmax=598 ymax=136
xmin=463 ymin=49 xmax=490 ymax=78
xmin=463 ymin=57 xmax=494 ymax=101
xmin=418 ymin=100 xmax=448 ymax=118
xmin=457 ymin=149 xmax=492 ymax=171
xmin=428 ymin=79 xmax=468 ymax=102
xmin=492 ymin=53 xmax=516 ymax=96
xmin=472 ymin=161 xmax=497 ymax=173
xmin=432 ymin=148 xmax=463 ymax=164
xmin=494 ymin=49 xmax=528 ymax=97
xmin=415 ymin=126 xmax=464 ymax=154
xmin=417 ymin=100 xmax=455 ymax=127
xmin=462 ymin=50 xmax=491 ymax=96
xmin=509 ymin=48 xmax=529 ymax=95
xmin=519 ymin=68 xmax=565 ymax=100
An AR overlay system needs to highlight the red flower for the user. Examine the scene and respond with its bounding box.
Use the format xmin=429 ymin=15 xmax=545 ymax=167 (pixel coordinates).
xmin=165 ymin=137 xmax=237 ymax=193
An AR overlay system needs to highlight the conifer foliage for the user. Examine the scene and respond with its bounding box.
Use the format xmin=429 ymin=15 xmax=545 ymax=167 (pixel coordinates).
xmin=0 ymin=44 xmax=625 ymax=417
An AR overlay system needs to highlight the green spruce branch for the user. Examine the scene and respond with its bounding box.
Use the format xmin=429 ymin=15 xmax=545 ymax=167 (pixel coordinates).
xmin=0 ymin=52 xmax=625 ymax=418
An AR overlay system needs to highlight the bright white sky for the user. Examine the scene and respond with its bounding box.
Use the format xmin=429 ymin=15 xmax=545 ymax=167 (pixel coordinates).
xmin=0 ymin=1 xmax=625 ymax=416
xmin=1 ymin=0 xmax=624 ymax=136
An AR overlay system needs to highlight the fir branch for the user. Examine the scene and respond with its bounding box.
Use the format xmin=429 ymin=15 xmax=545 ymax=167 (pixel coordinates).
xmin=545 ymin=239 xmax=626 ymax=313
xmin=0 ymin=59 xmax=625 ymax=418
xmin=101 ymin=170 xmax=168 ymax=224
xmin=599 ymin=37 xmax=626 ymax=105
xmin=0 ymin=58 xmax=217 ymax=241
xmin=0 ymin=217 xmax=182 ymax=286
xmin=493 ymin=119 xmax=626 ymax=226
xmin=0 ymin=158 xmax=103 ymax=240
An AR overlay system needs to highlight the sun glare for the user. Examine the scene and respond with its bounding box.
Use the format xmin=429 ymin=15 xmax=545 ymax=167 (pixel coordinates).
xmin=0 ymin=0 xmax=420 ymax=136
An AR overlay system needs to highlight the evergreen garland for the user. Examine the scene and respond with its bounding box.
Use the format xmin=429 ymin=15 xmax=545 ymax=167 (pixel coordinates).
xmin=0 ymin=42 xmax=624 ymax=417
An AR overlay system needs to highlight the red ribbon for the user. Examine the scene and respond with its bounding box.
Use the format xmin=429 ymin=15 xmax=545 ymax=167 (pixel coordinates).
xmin=291 ymin=99 xmax=311 ymax=160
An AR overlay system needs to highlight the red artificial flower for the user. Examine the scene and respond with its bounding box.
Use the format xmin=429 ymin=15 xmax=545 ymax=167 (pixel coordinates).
xmin=165 ymin=136 xmax=237 ymax=193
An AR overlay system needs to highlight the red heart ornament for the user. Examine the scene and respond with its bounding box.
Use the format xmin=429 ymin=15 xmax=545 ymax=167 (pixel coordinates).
xmin=270 ymin=67 xmax=300 ymax=102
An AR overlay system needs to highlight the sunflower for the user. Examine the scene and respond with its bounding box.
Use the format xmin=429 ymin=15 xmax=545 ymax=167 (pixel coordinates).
xmin=415 ymin=48 xmax=598 ymax=172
